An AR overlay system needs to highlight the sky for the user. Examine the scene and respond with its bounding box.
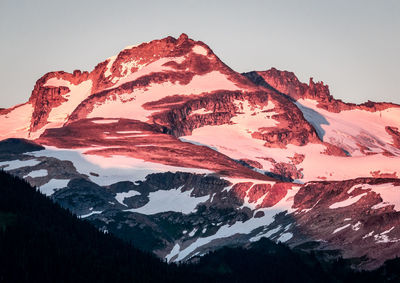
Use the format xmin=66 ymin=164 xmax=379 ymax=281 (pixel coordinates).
xmin=0 ymin=0 xmax=399 ymax=108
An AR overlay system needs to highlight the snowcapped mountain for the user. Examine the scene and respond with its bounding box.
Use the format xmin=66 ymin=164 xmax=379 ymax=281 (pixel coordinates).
xmin=1 ymin=33 xmax=400 ymax=269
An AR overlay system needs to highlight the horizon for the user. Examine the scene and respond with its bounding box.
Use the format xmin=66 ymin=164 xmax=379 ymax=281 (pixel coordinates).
xmin=1 ymin=0 xmax=399 ymax=108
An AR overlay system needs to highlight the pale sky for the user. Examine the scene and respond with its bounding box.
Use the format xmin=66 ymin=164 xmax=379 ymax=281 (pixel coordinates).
xmin=1 ymin=0 xmax=399 ymax=108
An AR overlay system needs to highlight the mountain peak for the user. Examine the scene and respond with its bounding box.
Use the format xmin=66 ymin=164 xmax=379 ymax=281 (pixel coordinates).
xmin=177 ymin=32 xmax=189 ymax=42
xmin=250 ymin=68 xmax=331 ymax=102
xmin=1 ymin=34 xmax=400 ymax=270
xmin=2 ymin=34 xmax=252 ymax=138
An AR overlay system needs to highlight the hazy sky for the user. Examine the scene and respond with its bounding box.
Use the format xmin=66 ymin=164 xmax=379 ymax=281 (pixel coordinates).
xmin=1 ymin=0 xmax=399 ymax=108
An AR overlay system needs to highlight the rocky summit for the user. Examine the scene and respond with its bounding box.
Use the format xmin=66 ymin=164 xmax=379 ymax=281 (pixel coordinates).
xmin=1 ymin=34 xmax=400 ymax=269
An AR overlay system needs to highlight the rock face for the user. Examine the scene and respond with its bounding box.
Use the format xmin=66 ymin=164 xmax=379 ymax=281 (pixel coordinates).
xmin=246 ymin=68 xmax=400 ymax=114
xmin=245 ymin=68 xmax=400 ymax=156
xmin=0 ymin=34 xmax=400 ymax=269
xmin=292 ymin=178 xmax=400 ymax=269
xmin=29 ymin=70 xmax=90 ymax=132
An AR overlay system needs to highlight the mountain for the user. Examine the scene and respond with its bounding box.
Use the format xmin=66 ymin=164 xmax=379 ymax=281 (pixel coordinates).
xmin=5 ymin=170 xmax=400 ymax=282
xmin=0 ymin=33 xmax=399 ymax=270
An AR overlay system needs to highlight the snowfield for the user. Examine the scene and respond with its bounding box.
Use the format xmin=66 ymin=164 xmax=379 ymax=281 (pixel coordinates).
xmin=30 ymin=146 xmax=212 ymax=186
xmin=125 ymin=186 xmax=209 ymax=215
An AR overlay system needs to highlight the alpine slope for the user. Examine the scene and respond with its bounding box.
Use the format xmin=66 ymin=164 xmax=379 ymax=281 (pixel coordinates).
xmin=1 ymin=34 xmax=400 ymax=269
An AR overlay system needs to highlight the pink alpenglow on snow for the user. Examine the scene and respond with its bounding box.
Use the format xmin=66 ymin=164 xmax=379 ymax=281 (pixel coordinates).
xmin=1 ymin=34 xmax=400 ymax=269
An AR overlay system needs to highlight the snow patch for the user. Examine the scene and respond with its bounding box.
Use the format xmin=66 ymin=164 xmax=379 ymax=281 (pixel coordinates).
xmin=190 ymin=108 xmax=214 ymax=116
xmin=374 ymin=227 xmax=399 ymax=243
xmin=165 ymin=244 xmax=181 ymax=263
xmin=116 ymin=130 xmax=143 ymax=134
xmin=363 ymin=231 xmax=375 ymax=239
xmin=115 ymin=190 xmax=141 ymax=206
xmin=104 ymin=55 xmax=117 ymax=77
xmin=188 ymin=228 xmax=198 ymax=237
xmin=31 ymin=147 xmax=211 ymax=187
xmin=109 ymin=56 xmax=185 ymax=88
xmin=192 ymin=45 xmax=208 ymax=56
xmin=92 ymin=119 xmax=119 ymax=124
xmin=174 ymin=186 xmax=298 ymax=261
xmin=352 ymin=221 xmax=362 ymax=231
xmin=301 ymin=199 xmax=321 ymax=213
xmin=329 ymin=193 xmax=367 ymax=209
xmin=333 ymin=224 xmax=351 ymax=234
xmin=177 ymin=98 xmax=400 ymax=181
xmin=368 ymin=183 xmax=400 ymax=211
xmin=297 ymin=99 xmax=400 ymax=156
xmin=125 ymin=186 xmax=209 ymax=215
xmin=277 ymin=232 xmax=293 ymax=243
xmin=0 ymin=159 xmax=41 ymax=171
xmin=180 ymin=100 xmax=279 ymax=172
xmin=347 ymin=185 xmax=362 ymax=194
xmin=249 ymin=225 xmax=282 ymax=242
xmin=0 ymin=103 xmax=34 ymax=140
xmin=88 ymin=70 xmax=241 ymax=122
xmin=79 ymin=210 xmax=103 ymax=218
xmin=116 ymin=59 xmax=147 ymax=82
xmin=41 ymin=79 xmax=93 ymax=134
xmin=24 ymin=169 xmax=48 ymax=178
xmin=347 ymin=183 xmax=400 ymax=211
xmin=43 ymin=78 xmax=70 ymax=87
xmin=39 ymin=179 xmax=70 ymax=196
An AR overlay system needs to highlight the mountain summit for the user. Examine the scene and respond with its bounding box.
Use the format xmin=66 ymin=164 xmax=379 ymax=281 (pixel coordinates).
xmin=1 ymin=34 xmax=400 ymax=269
